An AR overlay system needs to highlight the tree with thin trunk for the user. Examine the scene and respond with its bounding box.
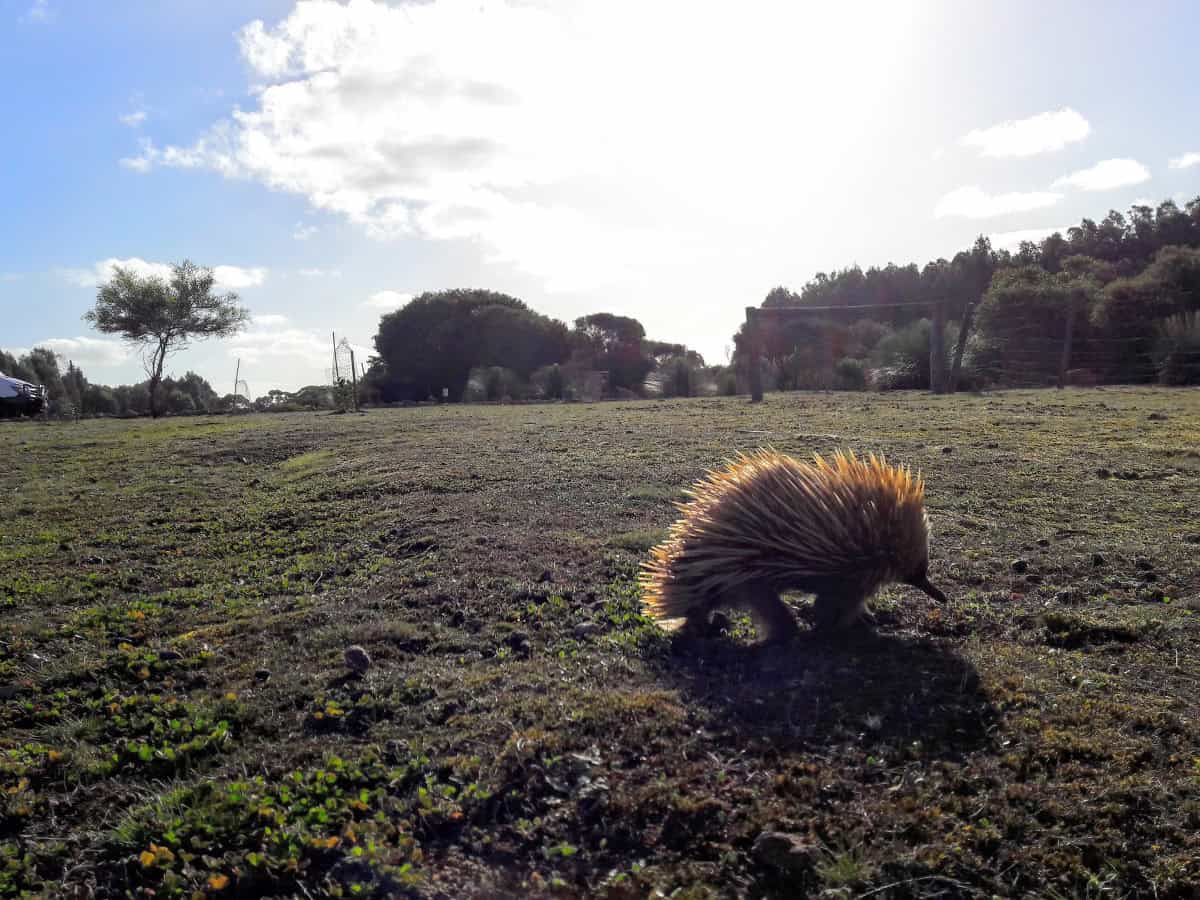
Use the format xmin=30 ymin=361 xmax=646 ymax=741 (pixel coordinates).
xmin=85 ymin=261 xmax=249 ymax=418
xmin=948 ymin=235 xmax=996 ymax=392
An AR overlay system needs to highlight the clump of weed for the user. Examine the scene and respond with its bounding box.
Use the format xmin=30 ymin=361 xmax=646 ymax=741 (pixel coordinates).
xmin=278 ymin=449 xmax=336 ymax=476
xmin=304 ymin=680 xmax=436 ymax=736
xmin=597 ymin=577 xmax=671 ymax=656
xmin=1 ymin=743 xmax=64 ymax=833
xmin=607 ymin=529 xmax=667 ymax=554
xmin=627 ymin=485 xmax=686 ymax=504
xmin=1042 ymin=612 xmax=1148 ymax=648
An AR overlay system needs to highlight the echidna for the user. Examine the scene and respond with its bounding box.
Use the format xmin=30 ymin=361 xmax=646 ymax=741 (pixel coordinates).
xmin=639 ymin=448 xmax=948 ymax=642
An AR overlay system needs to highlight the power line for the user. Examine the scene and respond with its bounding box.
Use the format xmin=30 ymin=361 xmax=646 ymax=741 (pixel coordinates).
xmin=752 ymin=300 xmax=939 ymax=314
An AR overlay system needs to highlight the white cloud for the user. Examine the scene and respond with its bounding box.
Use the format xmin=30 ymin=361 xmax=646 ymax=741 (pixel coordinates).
xmin=1052 ymin=158 xmax=1150 ymax=192
xmin=363 ymin=290 xmax=412 ymax=310
xmin=0 ymin=273 xmax=21 ymax=282
xmin=120 ymin=110 xmax=147 ymax=128
xmin=20 ymin=0 xmax=53 ymax=24
xmin=65 ymin=258 xmax=267 ymax=291
xmin=212 ymin=265 xmax=268 ymax=288
xmin=1133 ymin=194 xmax=1195 ymax=210
xmin=22 ymin=337 xmax=129 ymax=368
xmin=298 ymin=267 xmax=341 ymax=277
xmin=121 ymin=135 xmax=227 ymax=174
xmin=960 ymin=108 xmax=1090 ymax=158
xmin=65 ymin=257 xmax=174 ymax=287
xmin=120 ymin=154 xmax=153 ymax=173
xmin=118 ymin=0 xmax=920 ymax=296
xmin=227 ymin=319 xmax=345 ymax=368
xmin=1168 ymin=152 xmax=1200 ymax=170
xmin=293 ymin=221 xmax=318 ymax=240
xmin=934 ymin=186 xmax=1063 ymax=219
xmin=987 ymin=225 xmax=1070 ymax=252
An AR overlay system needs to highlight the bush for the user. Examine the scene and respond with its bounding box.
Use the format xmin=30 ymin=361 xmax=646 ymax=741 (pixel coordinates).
xmin=870 ymin=362 xmax=922 ymax=391
xmin=644 ymin=357 xmax=717 ymax=398
xmin=1155 ymin=312 xmax=1200 ymax=385
xmin=559 ymin=364 xmax=605 ymax=401
xmin=777 ymin=347 xmax=833 ymax=390
xmin=643 ymin=358 xmax=685 ymax=397
xmin=758 ymin=358 xmax=782 ymax=393
xmin=714 ymin=366 xmax=738 ymax=396
xmin=867 ymin=319 xmax=960 ymax=390
xmin=333 ymin=379 xmax=356 ymax=412
xmin=531 ymin=364 xmax=567 ymax=400
xmin=832 ymin=357 xmax=868 ymax=390
xmin=463 ymin=367 xmax=528 ymax=402
xmin=845 ymin=318 xmax=889 ymax=358
xmin=870 ymin=319 xmax=932 ymax=389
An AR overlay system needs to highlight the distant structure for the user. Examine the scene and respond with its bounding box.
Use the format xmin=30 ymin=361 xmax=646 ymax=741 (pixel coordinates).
xmin=0 ymin=372 xmax=45 ymax=417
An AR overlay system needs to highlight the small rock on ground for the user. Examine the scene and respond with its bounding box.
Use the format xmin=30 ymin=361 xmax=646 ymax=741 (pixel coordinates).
xmin=504 ymin=631 xmax=532 ymax=657
xmin=344 ymin=645 xmax=371 ymax=674
xmin=753 ymin=831 xmax=816 ymax=874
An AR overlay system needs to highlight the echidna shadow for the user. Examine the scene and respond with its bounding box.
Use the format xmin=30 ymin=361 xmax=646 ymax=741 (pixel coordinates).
xmin=640 ymin=449 xmax=950 ymax=644
xmin=665 ymin=628 xmax=995 ymax=758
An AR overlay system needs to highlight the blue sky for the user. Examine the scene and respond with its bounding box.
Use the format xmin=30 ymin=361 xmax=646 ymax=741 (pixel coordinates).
xmin=2 ymin=0 xmax=1198 ymax=393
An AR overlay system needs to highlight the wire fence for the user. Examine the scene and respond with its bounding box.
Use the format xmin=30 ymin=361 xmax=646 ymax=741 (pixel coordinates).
xmin=748 ymin=299 xmax=1199 ymax=393
xmin=967 ymin=325 xmax=1198 ymax=387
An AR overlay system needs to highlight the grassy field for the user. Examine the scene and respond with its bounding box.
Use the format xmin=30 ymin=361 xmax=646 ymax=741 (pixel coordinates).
xmin=1 ymin=389 xmax=1198 ymax=899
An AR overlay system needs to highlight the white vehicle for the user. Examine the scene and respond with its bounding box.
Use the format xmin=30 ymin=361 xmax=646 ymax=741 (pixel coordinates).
xmin=0 ymin=372 xmax=45 ymax=417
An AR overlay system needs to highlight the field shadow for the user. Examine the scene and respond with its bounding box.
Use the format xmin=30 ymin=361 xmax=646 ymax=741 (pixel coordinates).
xmin=660 ymin=627 xmax=995 ymax=759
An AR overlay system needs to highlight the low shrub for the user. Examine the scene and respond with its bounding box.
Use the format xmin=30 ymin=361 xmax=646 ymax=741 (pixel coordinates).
xmin=1154 ymin=312 xmax=1200 ymax=385
xmin=832 ymin=357 xmax=868 ymax=391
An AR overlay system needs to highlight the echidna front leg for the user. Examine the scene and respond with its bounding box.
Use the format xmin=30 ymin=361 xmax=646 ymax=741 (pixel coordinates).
xmin=738 ymin=580 xmax=800 ymax=644
xmin=812 ymin=592 xmax=869 ymax=631
xmin=677 ymin=596 xmax=722 ymax=639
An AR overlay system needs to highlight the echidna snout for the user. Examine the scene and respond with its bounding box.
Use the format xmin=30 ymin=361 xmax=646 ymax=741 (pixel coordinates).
xmin=903 ymin=564 xmax=949 ymax=603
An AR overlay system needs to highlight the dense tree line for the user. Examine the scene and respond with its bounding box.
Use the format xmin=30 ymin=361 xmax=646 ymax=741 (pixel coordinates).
xmin=736 ymin=195 xmax=1200 ymax=389
xmin=0 ymin=344 xmax=363 ymax=418
xmin=366 ymin=289 xmax=724 ymax=402
xmin=1 ymin=347 xmax=230 ymax=417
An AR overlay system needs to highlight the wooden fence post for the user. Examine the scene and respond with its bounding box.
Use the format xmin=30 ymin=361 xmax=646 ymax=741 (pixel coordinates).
xmin=746 ymin=307 xmax=763 ymax=403
xmin=1057 ymin=299 xmax=1076 ymax=389
xmin=930 ymin=300 xmax=947 ymax=394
